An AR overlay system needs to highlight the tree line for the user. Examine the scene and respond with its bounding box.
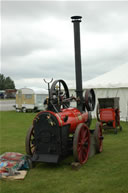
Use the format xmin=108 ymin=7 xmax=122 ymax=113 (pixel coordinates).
xmin=0 ymin=74 xmax=15 ymax=90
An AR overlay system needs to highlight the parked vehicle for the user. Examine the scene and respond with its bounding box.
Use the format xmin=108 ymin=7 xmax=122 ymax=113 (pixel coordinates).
xmin=0 ymin=90 xmax=5 ymax=99
xmin=14 ymin=88 xmax=47 ymax=112
xmin=5 ymin=89 xmax=17 ymax=99
xmin=96 ymin=97 xmax=122 ymax=134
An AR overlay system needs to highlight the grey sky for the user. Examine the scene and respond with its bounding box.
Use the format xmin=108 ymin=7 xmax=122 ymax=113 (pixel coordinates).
xmin=1 ymin=1 xmax=128 ymax=89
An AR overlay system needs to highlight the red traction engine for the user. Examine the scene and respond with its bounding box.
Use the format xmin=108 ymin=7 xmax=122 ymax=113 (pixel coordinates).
xmin=25 ymin=16 xmax=104 ymax=165
xmin=96 ymin=97 xmax=122 ymax=134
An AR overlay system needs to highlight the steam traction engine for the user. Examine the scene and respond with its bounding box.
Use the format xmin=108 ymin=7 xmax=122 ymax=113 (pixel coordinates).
xmin=25 ymin=16 xmax=104 ymax=165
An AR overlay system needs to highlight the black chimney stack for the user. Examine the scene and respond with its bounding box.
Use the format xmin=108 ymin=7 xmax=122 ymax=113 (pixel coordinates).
xmin=71 ymin=16 xmax=83 ymax=112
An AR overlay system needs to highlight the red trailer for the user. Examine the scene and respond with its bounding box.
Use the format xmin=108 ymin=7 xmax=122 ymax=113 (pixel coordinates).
xmin=96 ymin=97 xmax=122 ymax=134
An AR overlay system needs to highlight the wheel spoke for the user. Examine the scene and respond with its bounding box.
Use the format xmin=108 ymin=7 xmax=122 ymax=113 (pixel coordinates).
xmin=84 ymin=136 xmax=89 ymax=142
xmin=78 ymin=150 xmax=83 ymax=163
xmin=82 ymin=129 xmax=87 ymax=139
xmin=78 ymin=144 xmax=82 ymax=152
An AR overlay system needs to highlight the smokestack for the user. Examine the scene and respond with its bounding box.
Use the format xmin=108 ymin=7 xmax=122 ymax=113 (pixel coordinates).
xmin=71 ymin=16 xmax=83 ymax=112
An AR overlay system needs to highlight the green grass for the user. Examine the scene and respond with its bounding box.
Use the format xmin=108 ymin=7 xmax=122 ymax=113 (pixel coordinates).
xmin=0 ymin=111 xmax=128 ymax=193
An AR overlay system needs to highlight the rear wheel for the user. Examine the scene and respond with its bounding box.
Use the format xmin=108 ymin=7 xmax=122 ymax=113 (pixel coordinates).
xmin=22 ymin=107 xmax=27 ymax=113
xmin=73 ymin=123 xmax=90 ymax=164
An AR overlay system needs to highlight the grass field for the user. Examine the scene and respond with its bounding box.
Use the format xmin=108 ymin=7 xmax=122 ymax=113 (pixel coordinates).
xmin=0 ymin=111 xmax=128 ymax=193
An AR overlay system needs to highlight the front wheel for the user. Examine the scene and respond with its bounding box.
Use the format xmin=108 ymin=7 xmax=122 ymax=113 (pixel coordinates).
xmin=25 ymin=126 xmax=35 ymax=156
xmin=16 ymin=108 xmax=21 ymax=112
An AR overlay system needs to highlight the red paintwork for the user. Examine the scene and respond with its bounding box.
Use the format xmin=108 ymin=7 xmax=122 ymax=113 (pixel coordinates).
xmin=59 ymin=108 xmax=88 ymax=133
xmin=36 ymin=108 xmax=88 ymax=133
xmin=100 ymin=108 xmax=120 ymax=128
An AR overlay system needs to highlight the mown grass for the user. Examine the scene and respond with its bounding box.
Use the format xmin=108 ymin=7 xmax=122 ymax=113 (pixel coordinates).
xmin=0 ymin=111 xmax=128 ymax=193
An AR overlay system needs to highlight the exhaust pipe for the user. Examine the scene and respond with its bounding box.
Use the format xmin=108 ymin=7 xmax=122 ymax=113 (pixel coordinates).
xmin=71 ymin=16 xmax=83 ymax=112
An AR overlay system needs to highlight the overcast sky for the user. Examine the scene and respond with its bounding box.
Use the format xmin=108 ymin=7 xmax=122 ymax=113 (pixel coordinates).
xmin=1 ymin=1 xmax=128 ymax=89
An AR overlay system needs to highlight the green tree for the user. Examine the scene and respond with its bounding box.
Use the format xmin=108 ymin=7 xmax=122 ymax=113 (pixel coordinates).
xmin=5 ymin=76 xmax=15 ymax=89
xmin=0 ymin=74 xmax=5 ymax=90
xmin=0 ymin=74 xmax=15 ymax=90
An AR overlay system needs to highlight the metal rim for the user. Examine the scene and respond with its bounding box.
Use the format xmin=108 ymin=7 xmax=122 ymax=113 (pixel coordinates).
xmin=73 ymin=123 xmax=90 ymax=164
xmin=94 ymin=122 xmax=103 ymax=153
xmin=25 ymin=126 xmax=35 ymax=156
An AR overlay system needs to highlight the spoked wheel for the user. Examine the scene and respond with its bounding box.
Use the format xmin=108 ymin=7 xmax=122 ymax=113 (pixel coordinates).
xmin=94 ymin=122 xmax=103 ymax=153
xmin=84 ymin=89 xmax=95 ymax=111
xmin=73 ymin=123 xmax=90 ymax=164
xmin=25 ymin=126 xmax=35 ymax=156
xmin=50 ymin=79 xmax=70 ymax=108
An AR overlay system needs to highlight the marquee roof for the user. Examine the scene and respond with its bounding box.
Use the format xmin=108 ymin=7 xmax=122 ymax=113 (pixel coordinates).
xmin=83 ymin=63 xmax=128 ymax=89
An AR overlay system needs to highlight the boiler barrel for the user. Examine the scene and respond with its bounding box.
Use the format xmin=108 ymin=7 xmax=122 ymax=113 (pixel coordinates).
xmin=48 ymin=108 xmax=88 ymax=133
